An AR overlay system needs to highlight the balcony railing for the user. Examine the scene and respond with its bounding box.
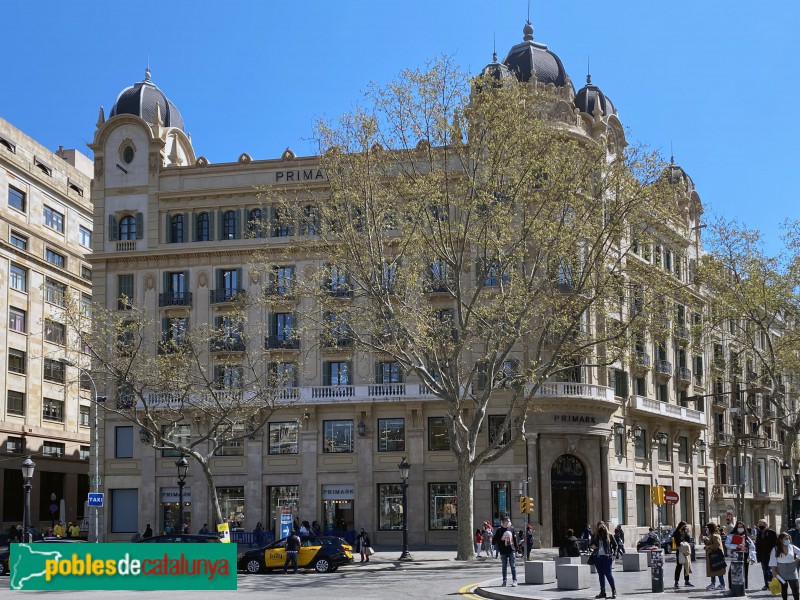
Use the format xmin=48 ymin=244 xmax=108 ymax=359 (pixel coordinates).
xmin=713 ymin=395 xmax=729 ymax=408
xmin=533 ymin=382 xmax=615 ymax=402
xmin=712 ymin=484 xmax=739 ymax=498
xmin=320 ymin=336 xmax=354 ymax=348
xmin=634 ymin=351 xmax=650 ymax=368
xmin=264 ymin=284 xmax=295 ymax=298
xmin=674 ymin=324 xmax=689 ymax=342
xmin=210 ymin=288 xmax=245 ymax=304
xmin=715 ymin=432 xmax=734 ymax=445
xmin=265 ymin=335 xmax=300 ymax=350
xmin=325 ymin=286 xmax=353 ymax=298
xmin=210 ymin=338 xmax=246 ymax=352
xmin=693 ymin=373 xmax=704 ymax=387
xmin=632 ymin=395 xmax=706 ymax=424
xmin=677 ymin=367 xmax=692 ymax=383
xmin=159 ymin=292 xmax=192 ymax=307
xmin=116 ymin=240 xmax=137 ymax=252
xmin=655 ymin=360 xmax=673 ymax=376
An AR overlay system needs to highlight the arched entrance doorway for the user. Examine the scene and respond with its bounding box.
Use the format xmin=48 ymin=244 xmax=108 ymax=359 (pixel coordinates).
xmin=551 ymin=454 xmax=588 ymax=546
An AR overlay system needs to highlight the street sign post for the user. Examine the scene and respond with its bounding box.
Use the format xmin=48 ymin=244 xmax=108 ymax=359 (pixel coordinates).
xmin=664 ymin=490 xmax=680 ymax=506
xmin=87 ymin=492 xmax=104 ymax=508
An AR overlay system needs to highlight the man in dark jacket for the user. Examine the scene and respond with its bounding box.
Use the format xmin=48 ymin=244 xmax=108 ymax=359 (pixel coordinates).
xmin=492 ymin=517 xmax=517 ymax=587
xmin=283 ymin=529 xmax=302 ymax=574
xmin=755 ymin=519 xmax=777 ymax=590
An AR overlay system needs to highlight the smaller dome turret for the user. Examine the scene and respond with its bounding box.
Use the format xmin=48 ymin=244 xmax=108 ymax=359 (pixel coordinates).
xmin=574 ymin=74 xmax=615 ymax=118
xmin=662 ymin=156 xmax=695 ymax=195
xmin=481 ymin=51 xmax=513 ymax=82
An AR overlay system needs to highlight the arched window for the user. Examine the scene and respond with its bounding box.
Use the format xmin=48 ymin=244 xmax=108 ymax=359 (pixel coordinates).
xmin=119 ymin=216 xmax=136 ymax=240
xmin=196 ymin=212 xmax=210 ymax=241
xmin=171 ymin=214 xmax=184 ymax=243
xmin=249 ymin=209 xmax=265 ymax=238
xmin=223 ymin=210 xmax=237 ymax=240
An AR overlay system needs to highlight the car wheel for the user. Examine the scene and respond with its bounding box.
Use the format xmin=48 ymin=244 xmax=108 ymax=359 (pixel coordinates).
xmin=314 ymin=558 xmax=331 ymax=573
xmin=245 ymin=559 xmax=264 ymax=574
xmin=0 ymin=562 xmax=5 ymax=576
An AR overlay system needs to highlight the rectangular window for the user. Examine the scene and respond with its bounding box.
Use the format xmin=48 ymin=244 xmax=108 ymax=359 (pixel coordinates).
xmin=377 ymin=418 xmax=405 ymax=452
xmin=613 ymin=425 xmax=625 ymax=456
xmin=616 ymin=482 xmax=626 ymax=525
xmin=634 ymin=428 xmax=648 ymax=459
xmin=268 ymin=265 xmax=295 ymax=296
xmin=658 ymin=436 xmax=670 ymax=461
xmin=43 ymin=358 xmax=65 ymax=383
xmin=679 ymin=486 xmax=691 ymax=523
xmin=6 ymin=437 xmax=24 ymax=454
xmin=268 ymin=421 xmax=299 ymax=454
xmin=8 ymin=186 xmax=26 ymax=212
xmin=9 ymin=307 xmax=26 ymax=333
xmin=45 ymin=278 xmax=66 ymax=305
xmin=323 ymin=420 xmax=353 ymax=453
xmin=7 ymin=391 xmax=24 ymax=415
xmin=161 ymin=424 xmax=191 ymax=457
xmin=10 ymin=232 xmax=28 ymax=250
xmin=42 ymin=398 xmax=64 ymax=422
xmin=79 ymin=446 xmax=90 ymax=460
xmin=44 ymin=319 xmax=66 ymax=345
xmin=491 ymin=481 xmax=511 ymax=524
xmin=81 ymin=265 xmax=92 ymax=280
xmin=81 ymin=293 xmax=92 ymax=316
xmin=8 ymin=349 xmax=25 ymax=374
xmin=678 ymin=436 xmax=689 ymax=464
xmin=110 ymin=489 xmax=138 ymax=533
xmin=428 ymin=417 xmax=450 ymax=451
xmin=609 ymin=369 xmax=628 ymax=397
xmin=115 ymin=426 xmax=133 ymax=458
xmin=43 ymin=205 xmax=65 ymax=232
xmin=79 ymin=225 xmax=91 ymax=247
xmin=636 ymin=484 xmax=649 ymax=526
xmin=488 ymin=415 xmax=510 ymax=446
xmin=42 ymin=441 xmax=65 ymax=457
xmin=429 ymin=483 xmax=458 ymax=530
xmin=378 ymin=483 xmax=405 ymax=530
xmin=324 ymin=361 xmax=350 ymax=386
xmin=698 ymin=487 xmax=707 ymax=527
xmin=214 ymin=364 xmax=244 ymax=389
xmin=10 ymin=264 xmax=27 ymax=292
xmin=79 ymin=405 xmax=90 ymax=427
xmin=377 ymin=361 xmax=402 ymax=384
xmin=216 ymin=486 xmax=245 ymax=525
xmin=213 ymin=424 xmax=244 ymax=456
xmin=117 ymin=275 xmax=134 ymax=309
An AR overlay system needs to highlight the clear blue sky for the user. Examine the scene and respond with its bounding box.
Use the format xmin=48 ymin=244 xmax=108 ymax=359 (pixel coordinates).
xmin=4 ymin=1 xmax=797 ymax=255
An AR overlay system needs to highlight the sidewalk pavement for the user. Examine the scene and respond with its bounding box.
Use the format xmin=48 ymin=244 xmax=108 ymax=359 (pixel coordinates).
xmin=355 ymin=546 xmax=777 ymax=600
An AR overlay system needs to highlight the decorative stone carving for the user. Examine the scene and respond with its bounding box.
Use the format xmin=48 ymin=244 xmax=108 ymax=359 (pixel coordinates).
xmin=144 ymin=273 xmax=155 ymax=290
xmin=238 ymin=153 xmax=252 ymax=164
xmin=248 ymin=269 xmax=259 ymax=285
xmin=94 ymin=157 xmax=103 ymax=178
xmin=197 ymin=271 xmax=208 ymax=288
xmin=282 ymin=148 xmax=296 ymax=161
xmin=196 ymin=156 xmax=209 ymax=167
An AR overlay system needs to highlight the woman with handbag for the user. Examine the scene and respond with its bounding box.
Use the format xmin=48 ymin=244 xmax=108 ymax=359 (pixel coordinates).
xmin=589 ymin=521 xmax=618 ymax=599
xmin=769 ymin=532 xmax=800 ymax=600
xmin=356 ymin=528 xmax=371 ymax=563
xmin=704 ymin=522 xmax=727 ymax=591
xmin=673 ymin=522 xmax=694 ymax=587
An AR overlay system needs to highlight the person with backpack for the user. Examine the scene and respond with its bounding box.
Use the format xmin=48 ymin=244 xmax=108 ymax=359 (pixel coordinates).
xmin=492 ymin=516 xmax=518 ymax=587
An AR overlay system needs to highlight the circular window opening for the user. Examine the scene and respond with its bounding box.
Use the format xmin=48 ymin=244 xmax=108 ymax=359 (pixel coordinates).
xmin=121 ymin=145 xmax=135 ymax=164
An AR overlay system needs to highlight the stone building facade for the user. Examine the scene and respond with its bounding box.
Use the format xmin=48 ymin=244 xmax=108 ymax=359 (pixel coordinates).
xmin=0 ymin=117 xmax=94 ymax=533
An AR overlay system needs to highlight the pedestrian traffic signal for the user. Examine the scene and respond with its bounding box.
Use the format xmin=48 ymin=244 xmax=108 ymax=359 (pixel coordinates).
xmin=519 ymin=496 xmax=534 ymax=513
xmin=651 ymin=485 xmax=665 ymax=505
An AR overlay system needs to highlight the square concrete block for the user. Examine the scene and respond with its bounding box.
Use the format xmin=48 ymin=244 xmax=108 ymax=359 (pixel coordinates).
xmin=623 ymin=552 xmax=648 ymax=571
xmin=580 ymin=554 xmax=598 ymax=574
xmin=556 ymin=564 xmax=591 ymax=590
xmin=526 ymin=560 xmax=556 ymax=584
xmin=555 ymin=556 xmax=582 ymax=565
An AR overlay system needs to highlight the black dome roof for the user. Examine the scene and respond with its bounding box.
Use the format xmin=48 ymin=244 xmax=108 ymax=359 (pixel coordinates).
xmin=481 ymin=52 xmax=514 ymax=82
xmin=502 ymin=21 xmax=569 ymax=87
xmin=663 ymin=160 xmax=695 ymax=194
xmin=574 ymin=75 xmax=615 ymax=117
xmin=110 ymin=68 xmax=184 ymax=131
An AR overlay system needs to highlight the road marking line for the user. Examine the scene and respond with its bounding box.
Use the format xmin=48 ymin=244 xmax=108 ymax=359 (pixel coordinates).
xmin=458 ymin=582 xmax=484 ymax=599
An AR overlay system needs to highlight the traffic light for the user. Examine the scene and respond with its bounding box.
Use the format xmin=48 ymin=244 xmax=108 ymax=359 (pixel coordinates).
xmin=519 ymin=496 xmax=534 ymax=513
xmin=651 ymin=485 xmax=665 ymax=505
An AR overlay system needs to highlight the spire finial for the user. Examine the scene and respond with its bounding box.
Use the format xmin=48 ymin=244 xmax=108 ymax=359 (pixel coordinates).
xmin=587 ymin=55 xmax=591 ymax=84
xmin=670 ymin=141 xmax=675 ymax=165
xmin=493 ymin=33 xmax=497 ymax=62
xmin=144 ymin=67 xmax=151 ymax=82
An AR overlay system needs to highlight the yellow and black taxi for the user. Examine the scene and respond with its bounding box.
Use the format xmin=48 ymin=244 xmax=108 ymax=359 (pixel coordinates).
xmin=0 ymin=538 xmax=88 ymax=576
xmin=238 ymin=535 xmax=354 ymax=574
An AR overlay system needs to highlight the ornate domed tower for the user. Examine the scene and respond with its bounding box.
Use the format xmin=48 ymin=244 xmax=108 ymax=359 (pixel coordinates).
xmin=89 ymin=68 xmax=195 ymax=254
xmin=502 ymin=20 xmax=573 ymax=95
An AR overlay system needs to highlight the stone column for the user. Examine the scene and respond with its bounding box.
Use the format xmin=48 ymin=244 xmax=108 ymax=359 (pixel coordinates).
xmin=600 ymin=435 xmax=611 ymax=523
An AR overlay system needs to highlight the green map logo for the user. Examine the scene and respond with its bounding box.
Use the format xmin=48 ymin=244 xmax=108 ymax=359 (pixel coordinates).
xmin=10 ymin=543 xmax=237 ymax=590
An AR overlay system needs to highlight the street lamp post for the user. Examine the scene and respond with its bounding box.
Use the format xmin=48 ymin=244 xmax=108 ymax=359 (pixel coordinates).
xmin=59 ymin=358 xmax=106 ymax=543
xmin=22 ymin=456 xmax=35 ymax=543
xmin=782 ymin=462 xmax=793 ymax=528
xmin=176 ymin=456 xmax=188 ymax=534
xmin=398 ymin=457 xmax=412 ymax=561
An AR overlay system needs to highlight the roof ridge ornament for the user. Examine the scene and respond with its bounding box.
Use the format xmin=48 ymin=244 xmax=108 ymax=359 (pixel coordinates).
xmin=523 ymin=20 xmax=534 ymax=42
xmin=144 ymin=67 xmax=152 ymax=83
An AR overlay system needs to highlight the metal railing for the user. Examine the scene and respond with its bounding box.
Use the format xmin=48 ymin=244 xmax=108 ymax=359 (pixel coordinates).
xmin=210 ymin=288 xmax=245 ymax=304
xmin=655 ymin=360 xmax=673 ymax=375
xmin=158 ymin=292 xmax=192 ymax=307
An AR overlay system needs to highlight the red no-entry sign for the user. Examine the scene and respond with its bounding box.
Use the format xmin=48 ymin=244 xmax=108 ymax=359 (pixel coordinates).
xmin=664 ymin=490 xmax=680 ymax=505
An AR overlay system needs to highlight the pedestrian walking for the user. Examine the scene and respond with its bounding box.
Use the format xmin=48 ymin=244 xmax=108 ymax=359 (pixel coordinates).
xmin=704 ymin=522 xmax=726 ymax=591
xmin=283 ymin=529 xmax=301 ymax=574
xmin=492 ymin=516 xmax=517 ymax=587
xmin=475 ymin=529 xmax=483 ymax=556
xmin=355 ymin=528 xmax=371 ymax=562
xmin=769 ymin=532 xmax=800 ymax=600
xmin=726 ymin=519 xmax=755 ymax=589
xmin=482 ymin=521 xmax=494 ymax=557
xmin=614 ymin=525 xmax=625 ymax=559
xmin=589 ymin=521 xmax=617 ymax=599
xmin=525 ymin=524 xmax=533 ymax=560
xmin=756 ymin=519 xmax=778 ymax=590
xmin=672 ymin=521 xmax=694 ymax=588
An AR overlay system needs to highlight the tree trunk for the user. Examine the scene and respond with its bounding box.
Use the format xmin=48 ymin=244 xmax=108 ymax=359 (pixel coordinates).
xmin=194 ymin=455 xmax=224 ymax=526
xmin=455 ymin=458 xmax=476 ymax=561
